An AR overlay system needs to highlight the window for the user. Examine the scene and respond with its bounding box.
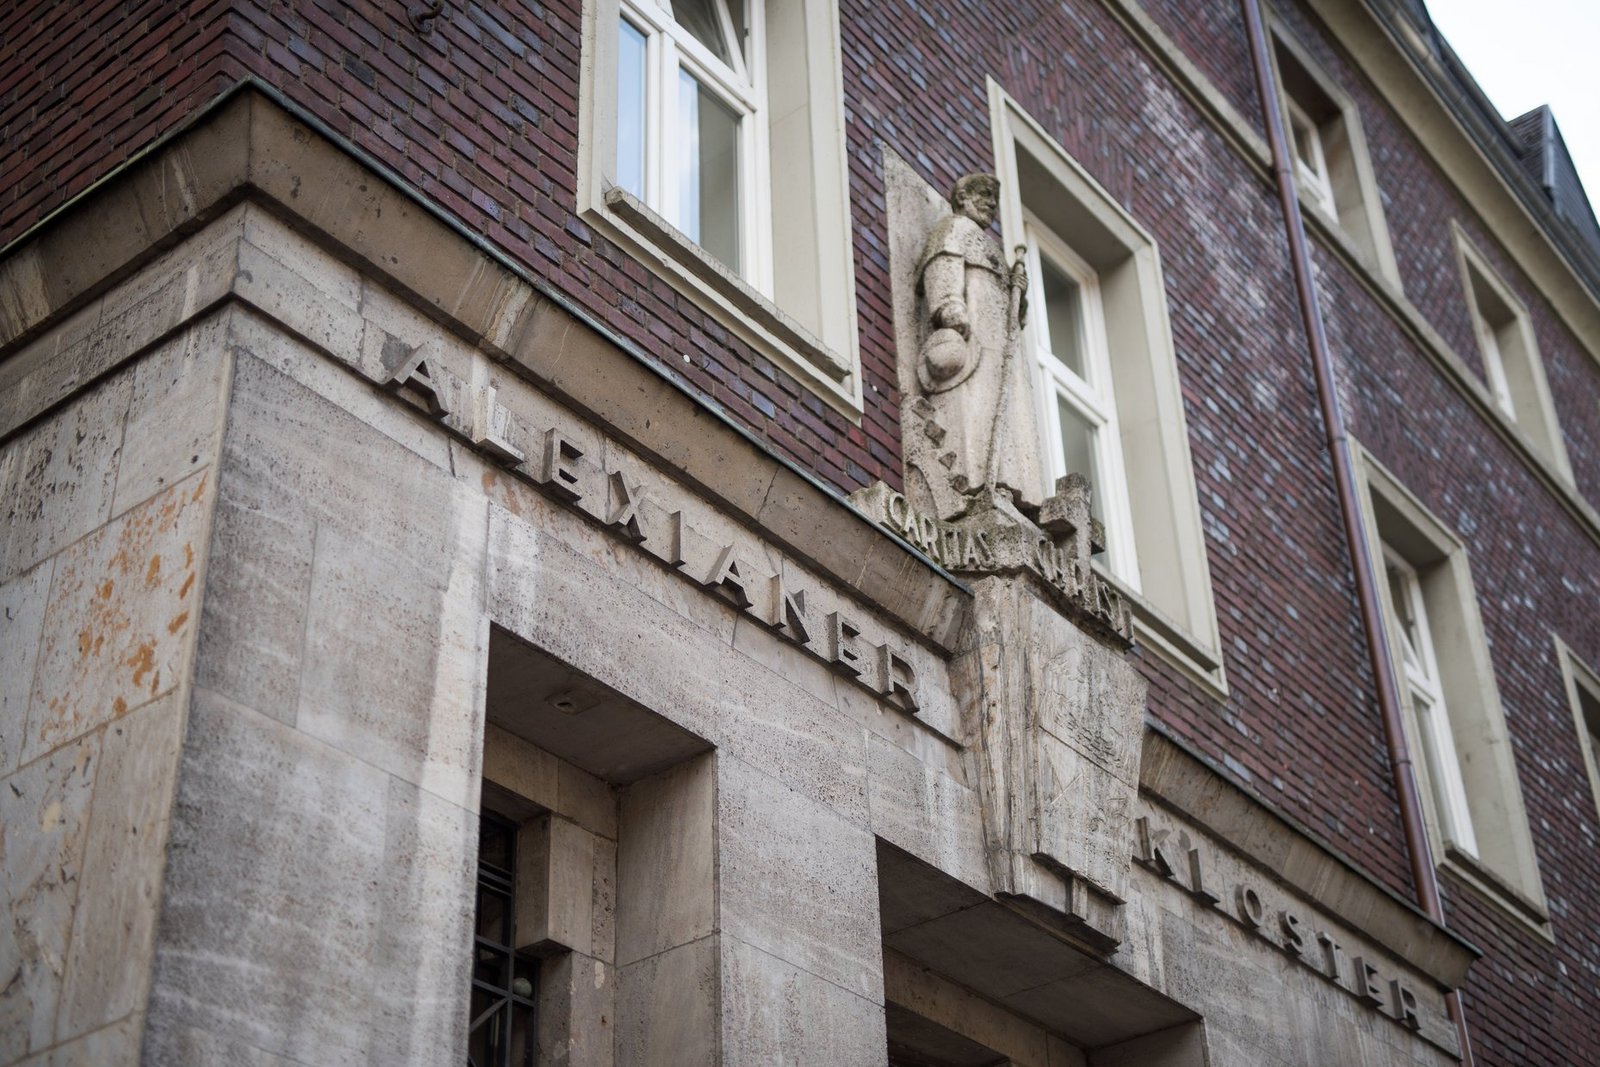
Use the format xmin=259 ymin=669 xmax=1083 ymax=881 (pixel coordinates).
xmin=990 ymin=81 xmax=1224 ymax=692
xmin=1024 ymin=215 xmax=1140 ymax=588
xmin=1556 ymin=639 xmax=1600 ymax=823
xmin=580 ymin=0 xmax=862 ymax=413
xmin=469 ymin=812 xmax=539 ymax=1067
xmin=1286 ymin=97 xmax=1336 ymax=217
xmin=1355 ymin=445 xmax=1549 ymax=931
xmin=1382 ymin=547 xmax=1478 ymax=857
xmin=615 ymin=0 xmax=763 ymax=279
xmin=1452 ymin=223 xmax=1574 ymax=480
xmin=1270 ymin=26 xmax=1401 ymax=286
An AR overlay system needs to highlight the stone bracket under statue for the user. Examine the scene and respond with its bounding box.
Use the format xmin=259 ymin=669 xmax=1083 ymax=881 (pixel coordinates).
xmin=852 ymin=477 xmax=1143 ymax=955
xmin=870 ymin=154 xmax=1148 ymax=956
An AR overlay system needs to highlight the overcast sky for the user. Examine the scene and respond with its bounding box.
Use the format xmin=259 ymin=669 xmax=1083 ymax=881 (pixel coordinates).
xmin=1426 ymin=0 xmax=1600 ymax=200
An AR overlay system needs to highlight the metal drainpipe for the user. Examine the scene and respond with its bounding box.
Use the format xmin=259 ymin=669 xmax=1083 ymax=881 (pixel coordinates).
xmin=1237 ymin=2 xmax=1477 ymax=1062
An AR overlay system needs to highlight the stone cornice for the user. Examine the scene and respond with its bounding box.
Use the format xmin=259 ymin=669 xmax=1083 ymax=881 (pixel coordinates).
xmin=0 ymin=82 xmax=970 ymax=654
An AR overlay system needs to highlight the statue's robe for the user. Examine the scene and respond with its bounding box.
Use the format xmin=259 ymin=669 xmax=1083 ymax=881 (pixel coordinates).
xmin=913 ymin=214 xmax=1042 ymax=513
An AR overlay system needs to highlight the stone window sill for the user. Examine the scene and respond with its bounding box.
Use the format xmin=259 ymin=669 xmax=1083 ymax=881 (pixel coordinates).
xmin=1441 ymin=844 xmax=1553 ymax=942
xmin=590 ymin=187 xmax=862 ymax=417
xmin=1096 ymin=563 xmax=1229 ymax=698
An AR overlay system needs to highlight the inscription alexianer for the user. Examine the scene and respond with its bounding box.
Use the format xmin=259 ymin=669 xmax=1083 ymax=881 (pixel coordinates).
xmin=386 ymin=343 xmax=921 ymax=714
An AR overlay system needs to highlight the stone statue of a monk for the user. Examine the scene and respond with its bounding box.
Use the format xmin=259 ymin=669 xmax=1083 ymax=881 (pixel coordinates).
xmin=913 ymin=174 xmax=1041 ymax=511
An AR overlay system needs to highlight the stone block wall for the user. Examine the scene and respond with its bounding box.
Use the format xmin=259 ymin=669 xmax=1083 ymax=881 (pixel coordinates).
xmin=0 ymin=315 xmax=229 ymax=1063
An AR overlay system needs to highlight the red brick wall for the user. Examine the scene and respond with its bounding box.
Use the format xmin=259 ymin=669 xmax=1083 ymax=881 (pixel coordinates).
xmin=6 ymin=0 xmax=1600 ymax=1061
xmin=1271 ymin=3 xmax=1600 ymax=504
xmin=1275 ymin=5 xmax=1600 ymax=1061
xmin=0 ymin=0 xmax=240 ymax=245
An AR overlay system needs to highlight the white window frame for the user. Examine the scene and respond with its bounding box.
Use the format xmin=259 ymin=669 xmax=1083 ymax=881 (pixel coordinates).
xmin=1451 ymin=223 xmax=1574 ymax=482
xmin=579 ymin=0 xmax=862 ymax=415
xmin=1354 ymin=443 xmax=1550 ymax=934
xmin=1024 ymin=216 xmax=1140 ymax=589
xmin=1469 ymin=298 xmax=1518 ymax=418
xmin=617 ymin=0 xmax=772 ymax=291
xmin=1555 ymin=638 xmax=1600 ymax=826
xmin=1269 ymin=24 xmax=1402 ymax=287
xmin=990 ymin=80 xmax=1224 ymax=694
xmin=1286 ymin=97 xmax=1336 ymax=218
xmin=1382 ymin=546 xmax=1478 ymax=857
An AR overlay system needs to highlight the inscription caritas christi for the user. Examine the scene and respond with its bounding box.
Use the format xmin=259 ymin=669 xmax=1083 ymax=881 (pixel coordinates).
xmin=383 ymin=343 xmax=922 ymax=714
xmin=851 ymin=477 xmax=1133 ymax=646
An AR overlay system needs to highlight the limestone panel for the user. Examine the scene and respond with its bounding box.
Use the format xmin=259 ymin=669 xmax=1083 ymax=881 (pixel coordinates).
xmin=716 ymin=755 xmax=882 ymax=1001
xmin=718 ymin=936 xmax=886 ymax=1067
xmin=865 ymin=732 xmax=989 ymax=893
xmin=0 ymin=207 xmax=245 ymax=440
xmin=25 ymin=471 xmax=209 ymax=764
xmin=0 ymin=371 xmax=128 ymax=583
xmin=616 ymin=757 xmax=716 ymax=966
xmin=297 ymin=517 xmax=485 ymax=806
xmin=712 ymin=646 xmax=872 ymax=827
xmin=1035 ymin=739 xmax=1136 ymax=900
xmin=190 ymin=489 xmax=314 ymax=724
xmin=1025 ymin=593 xmax=1144 ymax=787
xmin=541 ymin=952 xmax=617 ymax=1067
xmin=16 ymin=1013 xmax=144 ymax=1067
xmin=369 ymin=773 xmax=477 ymax=1064
xmin=233 ymin=221 xmax=364 ymax=364
xmin=0 ymin=559 xmax=52 ymax=775
xmin=216 ymin=350 xmax=459 ymax=570
xmin=0 ymin=733 xmax=97 ymax=1062
xmin=113 ymin=319 xmax=232 ymax=515
xmin=615 ymin=936 xmax=720 ymax=1067
xmin=229 ymin=303 xmax=452 ymax=473
xmin=487 ymin=506 xmax=730 ymax=746
xmin=145 ymin=689 xmax=391 ymax=1066
xmin=215 ymin=348 xmax=489 ymax=805
xmin=141 ymin=1018 xmax=305 ymax=1067
xmin=56 ymin=693 xmax=184 ymax=1045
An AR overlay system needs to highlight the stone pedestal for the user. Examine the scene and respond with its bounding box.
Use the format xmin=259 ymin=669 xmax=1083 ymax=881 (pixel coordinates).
xmin=852 ymin=477 xmax=1144 ymax=953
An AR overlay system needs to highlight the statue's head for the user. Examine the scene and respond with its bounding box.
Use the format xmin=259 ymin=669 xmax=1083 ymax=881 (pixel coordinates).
xmin=950 ymin=174 xmax=1001 ymax=228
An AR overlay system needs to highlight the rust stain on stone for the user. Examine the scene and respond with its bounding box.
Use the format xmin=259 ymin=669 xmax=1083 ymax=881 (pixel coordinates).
xmin=146 ymin=554 xmax=162 ymax=588
xmin=126 ymin=641 xmax=156 ymax=688
xmin=167 ymin=611 xmax=190 ymax=635
xmin=183 ymin=542 xmax=195 ymax=569
xmin=179 ymin=572 xmax=196 ymax=599
xmin=98 ymin=579 xmax=114 ymax=600
xmin=113 ymin=696 xmax=127 ymax=716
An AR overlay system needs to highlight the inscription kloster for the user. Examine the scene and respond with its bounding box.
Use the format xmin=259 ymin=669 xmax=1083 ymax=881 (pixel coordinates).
xmin=1134 ymin=816 xmax=1427 ymax=1035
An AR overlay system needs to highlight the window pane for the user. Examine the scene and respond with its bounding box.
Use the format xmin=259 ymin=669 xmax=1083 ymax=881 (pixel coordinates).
xmin=1385 ymin=562 xmax=1424 ymax=674
xmin=1039 ymin=256 xmax=1085 ymax=378
xmin=1411 ymin=695 xmax=1452 ymax=819
xmin=1055 ymin=396 xmax=1103 ymax=524
xmin=678 ymin=70 xmax=741 ymax=273
xmin=671 ymin=0 xmax=731 ymax=63
xmin=617 ymin=20 xmax=647 ymax=199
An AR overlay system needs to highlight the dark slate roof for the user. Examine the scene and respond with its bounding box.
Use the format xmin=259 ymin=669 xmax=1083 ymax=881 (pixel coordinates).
xmin=1508 ymin=106 xmax=1600 ymax=261
xmin=1375 ymin=0 xmax=1600 ymax=290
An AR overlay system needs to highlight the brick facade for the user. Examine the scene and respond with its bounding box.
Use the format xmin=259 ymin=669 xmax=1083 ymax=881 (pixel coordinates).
xmin=5 ymin=0 xmax=1598 ymax=1060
